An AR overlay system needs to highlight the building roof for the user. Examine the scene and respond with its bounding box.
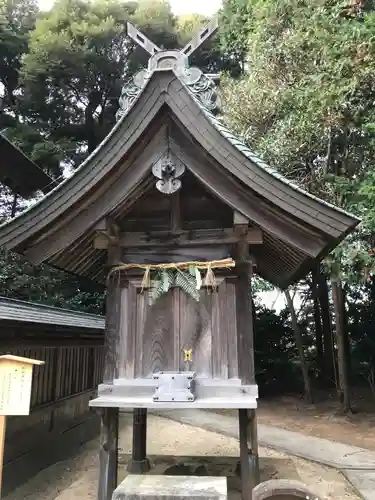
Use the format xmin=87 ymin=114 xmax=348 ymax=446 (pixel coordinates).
xmin=0 ymin=54 xmax=360 ymax=289
xmin=0 ymin=296 xmax=105 ymax=330
xmin=0 ymin=133 xmax=54 ymax=197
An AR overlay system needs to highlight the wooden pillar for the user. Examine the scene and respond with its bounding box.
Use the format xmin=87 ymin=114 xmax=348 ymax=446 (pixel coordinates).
xmin=239 ymin=409 xmax=260 ymax=496
xmin=98 ymin=228 xmax=121 ymax=500
xmin=236 ymin=260 xmax=255 ymax=384
xmin=236 ymin=261 xmax=259 ymax=500
xmin=127 ymin=408 xmax=150 ymax=473
xmin=235 ymin=214 xmax=259 ymax=500
xmin=103 ymin=242 xmax=121 ymax=383
xmin=98 ymin=408 xmax=119 ymax=500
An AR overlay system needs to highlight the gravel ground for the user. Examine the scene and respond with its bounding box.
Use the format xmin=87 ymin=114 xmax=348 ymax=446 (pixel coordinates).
xmin=4 ymin=414 xmax=360 ymax=500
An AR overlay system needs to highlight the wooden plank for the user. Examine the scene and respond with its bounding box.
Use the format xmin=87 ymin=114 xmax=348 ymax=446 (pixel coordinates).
xmin=218 ymin=281 xmax=229 ymax=379
xmin=171 ymin=141 xmax=325 ymax=258
xmin=236 ymin=262 xmax=255 ymax=385
xmin=233 ymin=211 xmax=249 ymax=225
xmin=118 ymin=286 xmax=129 ymax=379
xmin=178 ymin=290 xmax=207 ymax=373
xmin=67 ymin=348 xmax=74 ymax=397
xmin=136 ymin=290 xmax=148 ymax=377
xmin=124 ymin=282 xmax=137 ymax=378
xmin=173 ymin=289 xmax=180 ymax=370
xmin=103 ymin=244 xmax=121 ymax=383
xmin=98 ymin=407 xmax=119 ymax=500
xmin=170 ymin=191 xmax=181 ymax=232
xmin=42 ymin=349 xmax=50 ymax=404
xmin=142 ymin=291 xmax=175 ymax=376
xmin=120 ymin=227 xmax=263 ymax=248
xmin=55 ymin=348 xmax=63 ymax=400
xmin=35 ymin=349 xmax=44 ymax=406
xmin=226 ymin=281 xmax=238 ymax=378
xmin=211 ymin=287 xmax=221 ymax=378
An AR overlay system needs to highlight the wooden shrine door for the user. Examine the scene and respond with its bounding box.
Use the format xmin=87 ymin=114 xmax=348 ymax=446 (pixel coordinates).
xmin=118 ymin=277 xmax=239 ymax=380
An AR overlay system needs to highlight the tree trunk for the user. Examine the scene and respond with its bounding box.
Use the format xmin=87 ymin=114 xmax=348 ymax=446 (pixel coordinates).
xmin=285 ymin=289 xmax=313 ymax=404
xmin=311 ymin=268 xmax=324 ymax=381
xmin=316 ymin=270 xmax=336 ymax=386
xmin=331 ymin=278 xmax=351 ymax=412
xmin=342 ymin=285 xmax=351 ymax=377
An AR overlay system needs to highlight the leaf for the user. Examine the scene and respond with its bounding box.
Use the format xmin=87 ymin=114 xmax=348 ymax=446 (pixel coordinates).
xmin=162 ymin=269 xmax=172 ymax=293
xmin=175 ymin=269 xmax=200 ymax=302
xmin=151 ymin=278 xmax=164 ymax=303
xmin=195 ymin=267 xmax=202 ymax=290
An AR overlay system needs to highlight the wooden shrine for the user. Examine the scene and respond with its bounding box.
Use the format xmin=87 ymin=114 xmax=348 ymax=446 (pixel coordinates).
xmin=0 ymin=18 xmax=359 ymax=500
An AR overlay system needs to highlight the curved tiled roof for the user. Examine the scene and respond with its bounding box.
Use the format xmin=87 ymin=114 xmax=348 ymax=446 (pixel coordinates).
xmin=0 ymin=66 xmax=360 ymax=288
xmin=0 ymin=296 xmax=104 ymax=329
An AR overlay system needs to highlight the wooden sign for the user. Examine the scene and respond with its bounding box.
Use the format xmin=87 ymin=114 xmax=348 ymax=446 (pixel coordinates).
xmin=0 ymin=354 xmax=44 ymax=498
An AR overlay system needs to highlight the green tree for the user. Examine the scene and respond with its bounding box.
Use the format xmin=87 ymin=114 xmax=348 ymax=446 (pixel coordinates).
xmin=220 ymin=0 xmax=375 ymax=410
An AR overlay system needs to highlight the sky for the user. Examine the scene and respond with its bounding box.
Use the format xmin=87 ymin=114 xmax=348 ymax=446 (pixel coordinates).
xmin=38 ymin=0 xmax=223 ymax=15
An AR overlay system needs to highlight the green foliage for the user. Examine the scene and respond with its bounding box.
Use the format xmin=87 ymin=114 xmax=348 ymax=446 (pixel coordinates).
xmin=221 ymin=0 xmax=375 ymax=284
xmin=21 ymin=0 xmax=137 ymax=161
xmin=219 ymin=0 xmax=252 ymax=74
xmin=0 ymin=0 xmax=37 ymax=114
xmin=150 ymin=267 xmax=201 ymax=303
xmin=254 ymin=304 xmax=302 ymax=395
xmin=0 ymin=248 xmax=105 ymax=312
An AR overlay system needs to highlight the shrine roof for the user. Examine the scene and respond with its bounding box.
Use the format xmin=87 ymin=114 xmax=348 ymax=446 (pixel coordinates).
xmin=0 ymin=132 xmax=54 ymax=197
xmin=0 ymin=296 xmax=104 ymax=330
xmin=0 ymin=63 xmax=360 ymax=288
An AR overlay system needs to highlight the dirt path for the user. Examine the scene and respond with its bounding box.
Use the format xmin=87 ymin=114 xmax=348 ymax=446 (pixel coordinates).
xmin=4 ymin=414 xmax=359 ymax=500
xmin=210 ymin=389 xmax=375 ymax=452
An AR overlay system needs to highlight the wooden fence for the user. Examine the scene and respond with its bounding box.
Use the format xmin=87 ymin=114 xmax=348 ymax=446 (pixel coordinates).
xmin=0 ymin=298 xmax=105 ymax=495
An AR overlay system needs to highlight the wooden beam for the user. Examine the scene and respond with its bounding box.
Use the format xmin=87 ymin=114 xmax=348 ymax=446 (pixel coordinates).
xmin=119 ymin=227 xmax=263 ymax=249
xmin=170 ymin=192 xmax=181 ymax=232
xmin=127 ymin=21 xmax=161 ymax=56
xmin=181 ymin=15 xmax=218 ymax=57
xmin=93 ymin=218 xmax=121 ymax=250
xmin=94 ymin=233 xmax=110 ymax=250
xmin=233 ymin=211 xmax=249 ymax=226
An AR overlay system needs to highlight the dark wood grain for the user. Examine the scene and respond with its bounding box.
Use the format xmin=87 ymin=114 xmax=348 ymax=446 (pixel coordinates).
xmin=98 ymin=407 xmax=119 ymax=500
xmin=136 ymin=290 xmax=148 ymax=376
xmin=236 ymin=261 xmax=255 ymax=385
xmin=127 ymin=409 xmax=150 ymax=473
xmin=238 ymin=409 xmax=259 ymax=500
xmin=142 ymin=291 xmax=175 ymax=376
xmin=218 ymin=281 xmax=229 ymax=379
xmin=226 ymin=280 xmax=238 ymax=378
xmin=1 ymin=325 xmax=103 ymax=496
xmin=103 ymin=244 xmax=121 ymax=383
xmin=178 ymin=290 xmax=205 ymax=372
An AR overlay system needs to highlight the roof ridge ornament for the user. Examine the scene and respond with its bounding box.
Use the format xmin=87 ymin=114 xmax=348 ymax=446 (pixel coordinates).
xmin=116 ymin=17 xmax=221 ymax=120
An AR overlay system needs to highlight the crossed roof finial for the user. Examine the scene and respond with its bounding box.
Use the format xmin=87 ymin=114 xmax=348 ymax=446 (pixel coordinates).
xmin=127 ymin=16 xmax=219 ymax=58
xmin=116 ymin=17 xmax=220 ymax=122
